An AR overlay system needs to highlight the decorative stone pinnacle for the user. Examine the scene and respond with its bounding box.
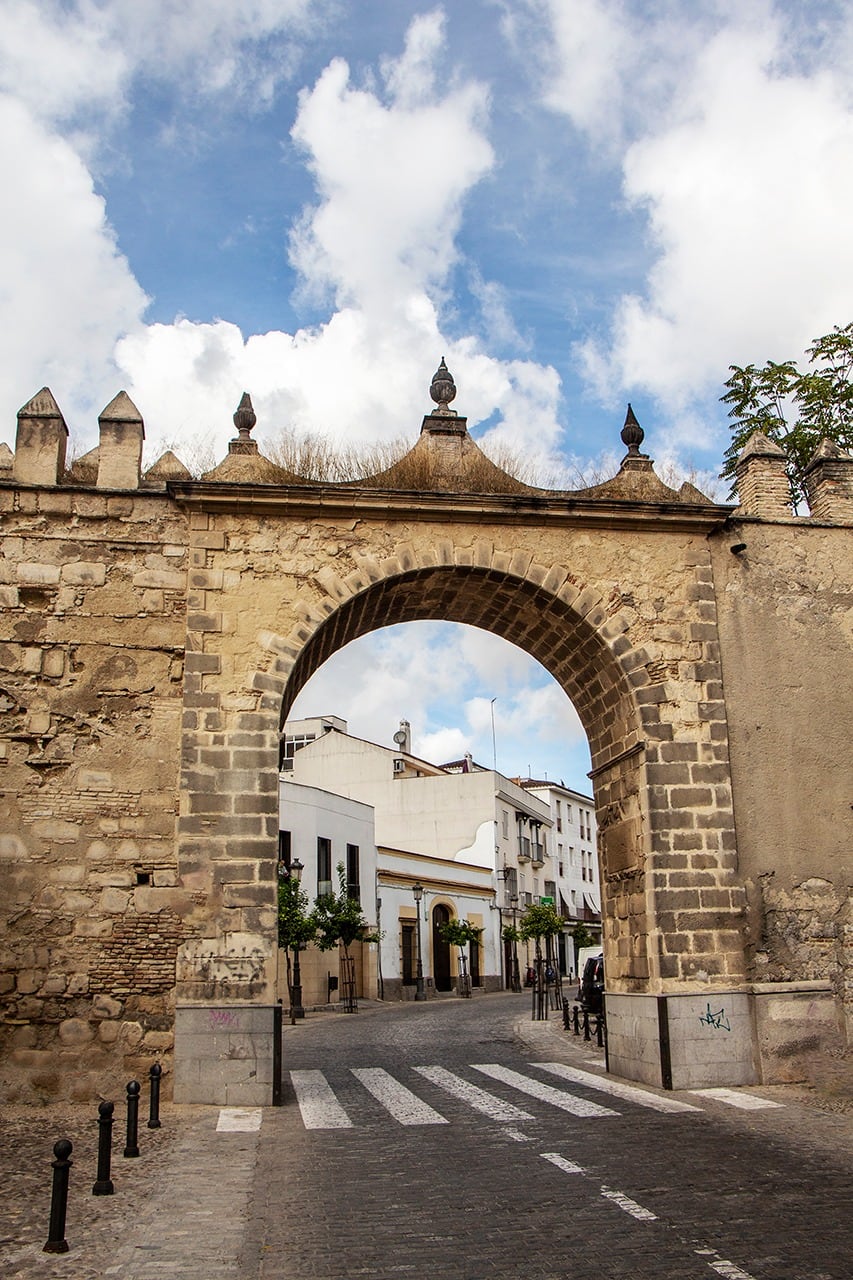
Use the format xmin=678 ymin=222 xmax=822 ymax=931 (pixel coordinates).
xmin=621 ymin=403 xmax=644 ymax=455
xmin=233 ymin=392 xmax=256 ymax=442
xmin=429 ymin=358 xmax=457 ymax=415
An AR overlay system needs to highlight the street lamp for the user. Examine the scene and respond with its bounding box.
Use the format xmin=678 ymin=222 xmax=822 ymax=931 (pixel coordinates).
xmin=290 ymin=858 xmax=305 ymax=1022
xmin=412 ymin=882 xmax=426 ymax=1002
xmin=510 ymin=893 xmax=522 ymax=993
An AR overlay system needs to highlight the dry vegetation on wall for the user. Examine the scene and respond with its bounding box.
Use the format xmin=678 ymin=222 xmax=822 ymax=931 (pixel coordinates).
xmin=65 ymin=424 xmax=720 ymax=497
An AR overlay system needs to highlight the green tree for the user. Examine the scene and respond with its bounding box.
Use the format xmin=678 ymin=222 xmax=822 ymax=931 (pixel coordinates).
xmin=519 ymin=902 xmax=563 ymax=970
xmin=312 ymin=863 xmax=380 ymax=960
xmin=570 ymin=921 xmax=595 ymax=973
xmin=720 ymin=323 xmax=853 ymax=509
xmin=276 ymin=874 xmax=317 ymax=1007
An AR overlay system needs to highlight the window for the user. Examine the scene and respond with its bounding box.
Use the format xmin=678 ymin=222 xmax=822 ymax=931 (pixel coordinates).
xmin=280 ymin=733 xmax=316 ymax=770
xmin=555 ymin=799 xmax=562 ymax=833
xmin=317 ymin=837 xmax=332 ymax=897
xmin=278 ymin=830 xmax=291 ymax=874
xmin=501 ymin=809 xmax=509 ymax=839
xmin=346 ymin=844 xmax=360 ymax=903
xmin=566 ymin=805 xmax=572 ymax=822
xmin=393 ymin=758 xmax=405 ymax=774
xmin=401 ymin=924 xmax=415 ymax=985
xmin=504 ymin=866 xmax=518 ymax=905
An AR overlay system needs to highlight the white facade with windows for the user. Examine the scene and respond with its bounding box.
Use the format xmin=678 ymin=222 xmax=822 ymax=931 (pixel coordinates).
xmin=518 ymin=778 xmax=601 ymax=980
xmin=280 ymin=716 xmax=557 ymax=995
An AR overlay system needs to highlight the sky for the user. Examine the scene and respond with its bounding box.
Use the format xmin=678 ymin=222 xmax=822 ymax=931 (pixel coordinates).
xmin=2 ymin=0 xmax=851 ymax=788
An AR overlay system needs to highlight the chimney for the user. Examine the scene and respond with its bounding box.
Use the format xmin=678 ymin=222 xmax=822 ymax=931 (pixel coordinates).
xmin=803 ymin=438 xmax=853 ymax=522
xmin=734 ymin=432 xmax=791 ymax=518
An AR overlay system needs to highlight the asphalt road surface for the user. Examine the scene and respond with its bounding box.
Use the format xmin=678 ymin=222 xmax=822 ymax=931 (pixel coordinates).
xmin=243 ymin=993 xmax=852 ymax=1280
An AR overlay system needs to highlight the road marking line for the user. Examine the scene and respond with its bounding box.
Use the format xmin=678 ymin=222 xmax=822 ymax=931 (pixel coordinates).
xmin=707 ymin=1259 xmax=757 ymax=1279
xmin=352 ymin=1068 xmax=448 ymax=1125
xmin=290 ymin=1070 xmax=353 ymax=1129
xmin=505 ymin=1128 xmax=533 ymax=1142
xmin=535 ymin=1062 xmax=702 ymax=1113
xmin=600 ymin=1185 xmax=658 ymax=1221
xmin=216 ymin=1107 xmax=262 ymax=1132
xmin=414 ymin=1066 xmax=534 ymax=1122
xmin=688 ymin=1087 xmax=785 ymax=1111
xmin=541 ymin=1151 xmax=585 ymax=1175
xmin=471 ymin=1063 xmax=618 ymax=1117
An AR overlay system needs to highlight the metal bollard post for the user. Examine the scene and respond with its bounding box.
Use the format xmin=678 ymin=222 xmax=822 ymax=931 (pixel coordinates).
xmin=572 ymin=1005 xmax=580 ymax=1036
xmin=562 ymin=996 xmax=570 ymax=1030
xmin=583 ymin=1009 xmax=591 ymax=1041
xmin=124 ymin=1080 xmax=140 ymax=1158
xmin=43 ymin=1139 xmax=73 ymax=1253
xmin=596 ymin=1014 xmax=605 ymax=1048
xmin=147 ymin=1063 xmax=162 ymax=1129
xmin=92 ymin=1101 xmax=115 ymax=1196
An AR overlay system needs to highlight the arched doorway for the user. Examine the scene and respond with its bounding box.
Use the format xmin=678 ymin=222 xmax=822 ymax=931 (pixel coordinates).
xmin=432 ymin=904 xmax=452 ymax=992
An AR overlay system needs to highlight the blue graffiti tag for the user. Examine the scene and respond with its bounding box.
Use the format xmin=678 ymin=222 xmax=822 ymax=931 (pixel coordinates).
xmin=699 ymin=1003 xmax=731 ymax=1032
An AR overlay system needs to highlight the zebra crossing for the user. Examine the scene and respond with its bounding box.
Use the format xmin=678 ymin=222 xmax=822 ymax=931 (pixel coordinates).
xmin=286 ymin=1060 xmax=774 ymax=1130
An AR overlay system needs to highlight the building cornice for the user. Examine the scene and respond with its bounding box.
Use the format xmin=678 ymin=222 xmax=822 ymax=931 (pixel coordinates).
xmin=168 ymin=479 xmax=731 ymax=533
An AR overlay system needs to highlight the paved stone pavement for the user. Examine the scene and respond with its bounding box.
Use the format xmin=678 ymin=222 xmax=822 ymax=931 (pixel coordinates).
xmin=2 ymin=993 xmax=851 ymax=1279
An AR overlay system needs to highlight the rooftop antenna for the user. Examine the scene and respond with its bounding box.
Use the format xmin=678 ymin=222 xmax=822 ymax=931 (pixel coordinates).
xmin=490 ymin=698 xmax=497 ymax=771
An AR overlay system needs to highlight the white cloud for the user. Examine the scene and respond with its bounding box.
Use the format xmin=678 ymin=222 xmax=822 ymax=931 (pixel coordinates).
xmin=579 ymin=18 xmax=853 ymax=412
xmin=0 ymin=0 xmax=317 ymax=127
xmin=113 ymin=16 xmax=565 ymax=463
xmin=0 ymin=95 xmax=147 ymax=447
xmin=526 ymin=1 xmax=853 ymax=444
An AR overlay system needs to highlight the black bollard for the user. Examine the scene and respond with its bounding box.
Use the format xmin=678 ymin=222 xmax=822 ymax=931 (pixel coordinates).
xmin=147 ymin=1062 xmax=162 ymax=1129
xmin=562 ymin=996 xmax=570 ymax=1030
xmin=92 ymin=1101 xmax=115 ymax=1195
xmin=572 ymin=1005 xmax=580 ymax=1035
xmin=583 ymin=1009 xmax=591 ymax=1041
xmin=124 ymin=1080 xmax=140 ymax=1158
xmin=43 ymin=1139 xmax=73 ymax=1253
xmin=596 ymin=1014 xmax=605 ymax=1048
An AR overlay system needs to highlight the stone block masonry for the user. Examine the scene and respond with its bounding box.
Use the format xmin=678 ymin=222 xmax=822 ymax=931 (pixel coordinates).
xmin=1 ymin=388 xmax=850 ymax=1102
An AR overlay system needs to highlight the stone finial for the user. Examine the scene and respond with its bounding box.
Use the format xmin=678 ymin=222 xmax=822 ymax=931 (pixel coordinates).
xmin=13 ymin=387 xmax=68 ymax=486
xmin=0 ymin=442 xmax=13 ymax=472
xmin=429 ymin=358 xmax=457 ymax=415
xmin=620 ymin=404 xmax=644 ymax=456
xmin=97 ymin=391 xmax=144 ymax=490
xmin=233 ymin=392 xmax=256 ymax=442
xmin=803 ymin=436 xmax=853 ymax=522
xmin=228 ymin=392 xmax=259 ymax=456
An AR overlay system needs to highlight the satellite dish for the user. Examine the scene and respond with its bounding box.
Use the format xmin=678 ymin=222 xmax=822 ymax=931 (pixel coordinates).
xmin=393 ymin=730 xmax=407 ymax=746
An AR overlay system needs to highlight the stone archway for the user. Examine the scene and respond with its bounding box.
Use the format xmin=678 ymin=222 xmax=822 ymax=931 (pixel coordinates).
xmin=172 ymin=494 xmax=749 ymax=1098
xmin=3 ymin=369 xmax=849 ymax=1106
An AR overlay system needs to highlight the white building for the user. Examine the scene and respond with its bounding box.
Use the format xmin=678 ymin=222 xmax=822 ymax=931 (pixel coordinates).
xmin=516 ymin=778 xmax=601 ymax=981
xmin=281 ymin=716 xmax=554 ymax=995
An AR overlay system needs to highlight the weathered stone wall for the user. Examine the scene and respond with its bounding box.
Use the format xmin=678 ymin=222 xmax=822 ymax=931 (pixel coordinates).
xmin=1 ymin=411 xmax=850 ymax=1100
xmin=712 ymin=518 xmax=853 ymax=1066
xmin=0 ymin=484 xmax=190 ymax=1101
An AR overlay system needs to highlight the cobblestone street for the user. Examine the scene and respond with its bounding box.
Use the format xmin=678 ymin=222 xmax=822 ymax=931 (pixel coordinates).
xmin=2 ymin=993 xmax=851 ymax=1279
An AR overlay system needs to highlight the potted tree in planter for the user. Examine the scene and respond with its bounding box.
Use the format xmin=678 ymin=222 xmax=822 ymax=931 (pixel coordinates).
xmin=313 ymin=863 xmax=381 ymax=1012
xmin=519 ymin=902 xmax=563 ymax=1020
xmin=277 ymin=868 xmax=317 ymax=1025
xmin=436 ymin=918 xmax=483 ymax=997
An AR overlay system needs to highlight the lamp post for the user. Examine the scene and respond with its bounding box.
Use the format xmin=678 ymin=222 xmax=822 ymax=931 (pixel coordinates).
xmin=510 ymin=893 xmax=522 ymax=993
xmin=412 ymin=882 xmax=426 ymax=1002
xmin=290 ymin=858 xmax=305 ymax=1021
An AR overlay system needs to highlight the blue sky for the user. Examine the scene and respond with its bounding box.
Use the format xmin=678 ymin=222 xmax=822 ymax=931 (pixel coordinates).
xmin=2 ymin=1 xmax=851 ymax=788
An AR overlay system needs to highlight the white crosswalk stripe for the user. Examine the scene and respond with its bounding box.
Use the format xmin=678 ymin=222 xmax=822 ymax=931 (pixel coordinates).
xmin=470 ymin=1063 xmax=619 ymax=1117
xmin=535 ymin=1062 xmax=701 ymax=1113
xmin=688 ymin=1087 xmax=784 ymax=1111
xmin=288 ymin=1062 xmax=760 ymax=1131
xmin=290 ymin=1069 xmax=353 ymax=1129
xmin=351 ymin=1067 xmax=449 ymax=1125
xmin=414 ymin=1065 xmax=535 ymax=1122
